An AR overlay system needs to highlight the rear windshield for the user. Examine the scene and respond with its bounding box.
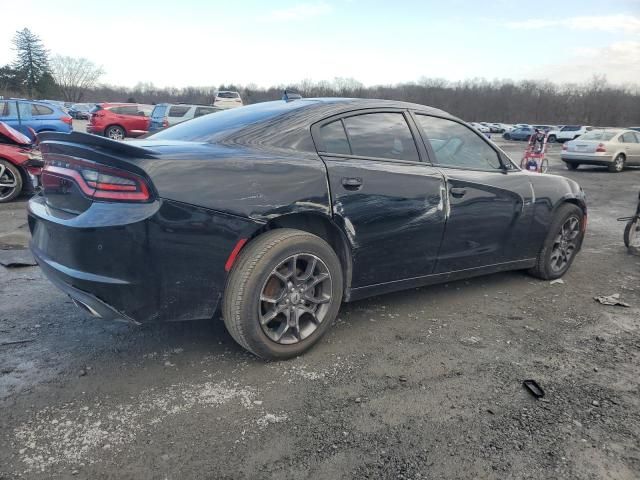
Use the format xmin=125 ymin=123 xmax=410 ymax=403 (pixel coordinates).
xmin=217 ymin=92 xmax=240 ymax=99
xmin=148 ymin=100 xmax=309 ymax=143
xmin=151 ymin=105 xmax=168 ymax=118
xmin=580 ymin=130 xmax=616 ymax=141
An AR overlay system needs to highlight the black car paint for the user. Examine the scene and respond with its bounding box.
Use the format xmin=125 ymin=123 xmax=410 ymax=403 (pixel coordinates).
xmin=28 ymin=99 xmax=586 ymax=324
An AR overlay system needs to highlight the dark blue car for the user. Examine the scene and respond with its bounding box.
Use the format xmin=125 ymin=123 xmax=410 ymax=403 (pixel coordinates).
xmin=0 ymin=99 xmax=73 ymax=138
xmin=504 ymin=127 xmax=534 ymax=141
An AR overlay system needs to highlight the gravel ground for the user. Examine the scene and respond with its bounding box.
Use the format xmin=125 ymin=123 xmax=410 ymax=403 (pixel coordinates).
xmin=0 ymin=137 xmax=639 ymax=480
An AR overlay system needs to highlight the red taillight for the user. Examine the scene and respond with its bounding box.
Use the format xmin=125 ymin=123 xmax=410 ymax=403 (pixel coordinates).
xmin=42 ymin=154 xmax=151 ymax=202
xmin=162 ymin=117 xmax=169 ymax=128
xmin=595 ymin=143 xmax=606 ymax=153
xmin=562 ymin=143 xmax=568 ymax=150
xmin=61 ymin=116 xmax=72 ymax=125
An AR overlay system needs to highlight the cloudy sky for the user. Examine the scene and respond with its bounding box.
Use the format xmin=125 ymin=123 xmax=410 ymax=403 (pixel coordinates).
xmin=1 ymin=0 xmax=638 ymax=88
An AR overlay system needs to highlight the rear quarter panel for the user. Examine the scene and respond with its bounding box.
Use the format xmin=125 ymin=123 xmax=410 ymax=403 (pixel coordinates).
xmin=134 ymin=144 xmax=332 ymax=223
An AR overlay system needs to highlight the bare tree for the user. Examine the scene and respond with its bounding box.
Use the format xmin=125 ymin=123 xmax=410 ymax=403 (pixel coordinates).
xmin=50 ymin=55 xmax=104 ymax=102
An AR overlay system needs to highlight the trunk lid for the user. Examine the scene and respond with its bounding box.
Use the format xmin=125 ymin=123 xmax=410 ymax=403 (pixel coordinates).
xmin=0 ymin=121 xmax=32 ymax=145
xmin=566 ymin=140 xmax=600 ymax=153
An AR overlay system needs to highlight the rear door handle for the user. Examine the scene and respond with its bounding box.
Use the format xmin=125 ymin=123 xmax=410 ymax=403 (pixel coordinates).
xmin=341 ymin=177 xmax=363 ymax=190
xmin=450 ymin=187 xmax=467 ymax=198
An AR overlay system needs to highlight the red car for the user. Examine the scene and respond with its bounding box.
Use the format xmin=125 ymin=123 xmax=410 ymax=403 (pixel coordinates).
xmin=86 ymin=103 xmax=153 ymax=140
xmin=0 ymin=122 xmax=42 ymax=203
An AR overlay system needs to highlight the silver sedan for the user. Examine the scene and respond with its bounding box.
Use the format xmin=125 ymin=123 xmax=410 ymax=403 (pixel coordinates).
xmin=561 ymin=129 xmax=640 ymax=172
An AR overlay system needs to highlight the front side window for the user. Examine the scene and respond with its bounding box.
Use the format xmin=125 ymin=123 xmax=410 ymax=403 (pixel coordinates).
xmin=343 ymin=113 xmax=419 ymax=161
xmin=318 ymin=119 xmax=350 ymax=155
xmin=416 ymin=115 xmax=502 ymax=170
xmin=0 ymin=101 xmax=14 ymax=118
xmin=168 ymin=106 xmax=190 ymax=117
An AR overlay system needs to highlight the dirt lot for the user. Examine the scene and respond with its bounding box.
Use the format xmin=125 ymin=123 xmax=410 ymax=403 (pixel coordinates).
xmin=1 ymin=137 xmax=639 ymax=480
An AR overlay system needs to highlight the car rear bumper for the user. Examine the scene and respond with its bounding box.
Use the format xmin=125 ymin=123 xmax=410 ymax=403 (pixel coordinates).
xmin=86 ymin=125 xmax=103 ymax=135
xmin=561 ymin=152 xmax=614 ymax=164
xmin=28 ymin=195 xmax=258 ymax=323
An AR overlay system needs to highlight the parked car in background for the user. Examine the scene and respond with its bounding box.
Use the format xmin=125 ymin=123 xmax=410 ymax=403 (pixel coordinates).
xmin=533 ymin=125 xmax=554 ymax=132
xmin=503 ymin=126 xmax=534 ymax=141
xmin=213 ymin=91 xmax=243 ymax=109
xmin=547 ymin=125 xmax=593 ymax=143
xmin=469 ymin=122 xmax=490 ymax=133
xmin=0 ymin=99 xmax=72 ymax=138
xmin=87 ymin=103 xmax=153 ymax=140
xmin=0 ymin=122 xmax=42 ymax=203
xmin=562 ymin=129 xmax=640 ymax=172
xmin=68 ymin=103 xmax=94 ymax=120
xmin=149 ymin=103 xmax=221 ymax=133
xmin=30 ymin=97 xmax=587 ymax=359
xmin=628 ymin=126 xmax=640 ymax=132
xmin=514 ymin=123 xmax=531 ymax=129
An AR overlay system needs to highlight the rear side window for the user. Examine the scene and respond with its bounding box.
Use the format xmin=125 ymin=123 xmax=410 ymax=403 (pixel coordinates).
xmin=110 ymin=106 xmax=138 ymax=116
xmin=621 ymin=132 xmax=638 ymax=143
xmin=343 ymin=113 xmax=419 ymax=161
xmin=32 ymin=104 xmax=54 ymax=116
xmin=562 ymin=126 xmax=580 ymax=131
xmin=168 ymin=106 xmax=190 ymax=117
xmin=318 ymin=120 xmax=350 ymax=155
xmin=416 ymin=115 xmax=502 ymax=170
xmin=194 ymin=107 xmax=218 ymax=117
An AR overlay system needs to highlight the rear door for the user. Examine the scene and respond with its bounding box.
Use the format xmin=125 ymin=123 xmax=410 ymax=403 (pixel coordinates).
xmin=313 ymin=110 xmax=447 ymax=288
xmin=413 ymin=113 xmax=534 ymax=272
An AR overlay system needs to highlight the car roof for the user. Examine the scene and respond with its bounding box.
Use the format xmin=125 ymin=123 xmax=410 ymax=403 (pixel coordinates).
xmin=146 ymin=97 xmax=458 ymax=150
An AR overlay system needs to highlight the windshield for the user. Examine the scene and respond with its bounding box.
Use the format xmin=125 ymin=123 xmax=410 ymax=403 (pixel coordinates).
xmin=579 ymin=130 xmax=617 ymax=141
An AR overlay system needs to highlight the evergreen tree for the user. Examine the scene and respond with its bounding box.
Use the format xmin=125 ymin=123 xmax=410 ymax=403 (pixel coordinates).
xmin=12 ymin=28 xmax=50 ymax=98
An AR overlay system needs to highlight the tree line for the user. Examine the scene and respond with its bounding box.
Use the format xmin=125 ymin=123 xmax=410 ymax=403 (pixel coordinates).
xmin=1 ymin=28 xmax=638 ymax=126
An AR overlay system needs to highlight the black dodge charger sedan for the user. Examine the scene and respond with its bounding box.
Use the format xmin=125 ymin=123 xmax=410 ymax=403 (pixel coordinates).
xmin=29 ymin=98 xmax=586 ymax=359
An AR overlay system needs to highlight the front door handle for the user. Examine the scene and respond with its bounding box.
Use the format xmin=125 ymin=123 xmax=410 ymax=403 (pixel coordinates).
xmin=341 ymin=177 xmax=363 ymax=190
xmin=450 ymin=187 xmax=467 ymax=198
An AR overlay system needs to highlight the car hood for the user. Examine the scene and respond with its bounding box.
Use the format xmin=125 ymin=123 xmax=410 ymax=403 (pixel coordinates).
xmin=0 ymin=122 xmax=31 ymax=145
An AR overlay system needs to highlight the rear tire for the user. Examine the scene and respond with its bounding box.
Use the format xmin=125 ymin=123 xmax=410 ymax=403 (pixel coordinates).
xmin=529 ymin=203 xmax=584 ymax=280
xmin=608 ymin=154 xmax=625 ymax=173
xmin=0 ymin=160 xmax=23 ymax=203
xmin=223 ymin=229 xmax=343 ymax=360
xmin=565 ymin=162 xmax=579 ymax=170
xmin=503 ymin=134 xmax=511 ymax=140
xmin=548 ymin=135 xmax=556 ymax=143
xmin=105 ymin=125 xmax=125 ymax=140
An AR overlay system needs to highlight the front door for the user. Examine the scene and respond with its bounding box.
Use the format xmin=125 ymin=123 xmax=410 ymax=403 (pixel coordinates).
xmin=314 ymin=111 xmax=447 ymax=288
xmin=413 ymin=113 xmax=534 ymax=273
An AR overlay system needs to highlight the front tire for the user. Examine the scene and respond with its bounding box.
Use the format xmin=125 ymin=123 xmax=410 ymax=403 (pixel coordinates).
xmin=0 ymin=160 xmax=23 ymax=203
xmin=529 ymin=203 xmax=584 ymax=280
xmin=548 ymin=135 xmax=556 ymax=143
xmin=608 ymin=154 xmax=625 ymax=173
xmin=223 ymin=229 xmax=343 ymax=360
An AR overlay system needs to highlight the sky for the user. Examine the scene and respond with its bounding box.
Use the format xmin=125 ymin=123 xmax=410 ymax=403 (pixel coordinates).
xmin=1 ymin=0 xmax=639 ymax=88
